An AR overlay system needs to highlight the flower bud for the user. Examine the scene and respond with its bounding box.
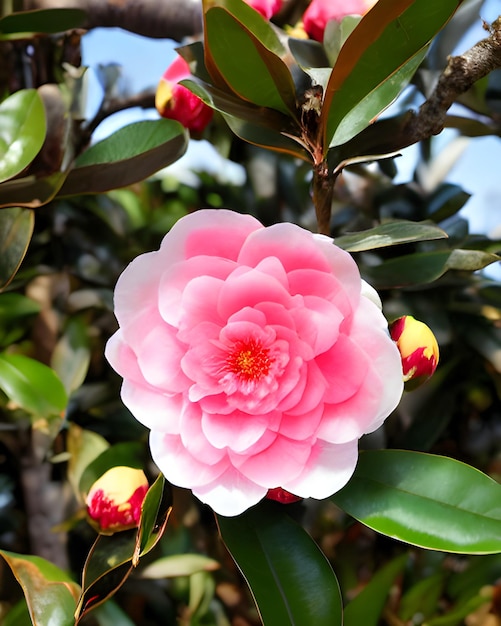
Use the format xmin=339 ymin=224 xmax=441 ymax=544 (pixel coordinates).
xmin=245 ymin=0 xmax=282 ymax=19
xmin=86 ymin=466 xmax=149 ymax=533
xmin=390 ymin=316 xmax=439 ymax=389
xmin=155 ymin=56 xmax=213 ymax=133
xmin=266 ymin=487 xmax=303 ymax=504
xmin=303 ymin=0 xmax=376 ymax=42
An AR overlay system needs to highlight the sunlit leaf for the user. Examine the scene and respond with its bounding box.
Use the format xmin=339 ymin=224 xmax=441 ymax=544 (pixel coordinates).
xmin=134 ymin=473 xmax=173 ymax=562
xmin=0 ymin=352 xmax=67 ymax=418
xmin=59 ymin=120 xmax=188 ymax=196
xmin=217 ymin=500 xmax=342 ymax=625
xmin=320 ymin=0 xmax=463 ymax=150
xmin=335 ymin=221 xmax=447 ymax=252
xmin=0 ymin=8 xmax=86 ymax=35
xmin=344 ymin=554 xmax=408 ymax=626
xmin=0 ymin=550 xmax=80 ymax=626
xmin=332 ymin=450 xmax=501 ymax=554
xmin=141 ymin=554 xmax=220 ymax=579
xmin=0 ymin=90 xmax=46 ymax=183
xmin=0 ymin=207 xmax=34 ymax=289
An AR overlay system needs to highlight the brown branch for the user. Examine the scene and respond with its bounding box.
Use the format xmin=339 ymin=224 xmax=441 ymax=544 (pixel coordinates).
xmin=22 ymin=0 xmax=203 ymax=41
xmin=402 ymin=16 xmax=501 ymax=145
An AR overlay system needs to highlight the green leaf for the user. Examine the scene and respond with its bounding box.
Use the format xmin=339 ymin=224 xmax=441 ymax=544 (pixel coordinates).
xmin=0 ymin=8 xmax=86 ymax=35
xmin=204 ymin=3 xmax=297 ymax=115
xmin=320 ymin=0 xmax=463 ymax=150
xmin=344 ymin=554 xmax=408 ymax=626
xmin=75 ymin=530 xmax=137 ymax=623
xmin=332 ymin=450 xmax=501 ymax=554
xmin=335 ymin=221 xmax=447 ymax=252
xmin=59 ymin=119 xmax=188 ymax=196
xmin=134 ymin=474 xmax=173 ymax=561
xmin=0 ymin=207 xmax=34 ymax=289
xmin=364 ymin=248 xmax=500 ymax=288
xmin=0 ymin=293 xmax=40 ymax=348
xmin=0 ymin=171 xmax=67 ymax=209
xmin=0 ymin=550 xmax=80 ymax=626
xmin=51 ymin=316 xmax=91 ymax=395
xmin=67 ymin=424 xmax=109 ymax=499
xmin=0 ymin=90 xmax=46 ymax=183
xmin=0 ymin=352 xmax=67 ymax=418
xmin=141 ymin=554 xmax=220 ymax=579
xmin=398 ymin=572 xmax=444 ymax=621
xmin=217 ymin=500 xmax=343 ymax=625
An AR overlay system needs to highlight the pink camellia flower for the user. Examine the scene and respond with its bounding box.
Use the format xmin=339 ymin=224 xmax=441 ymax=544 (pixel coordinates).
xmin=245 ymin=0 xmax=282 ymax=19
xmin=303 ymin=0 xmax=377 ymax=42
xmin=390 ymin=315 xmax=439 ymax=389
xmin=106 ymin=209 xmax=403 ymax=517
xmin=86 ymin=466 xmax=149 ymax=532
xmin=156 ymin=55 xmax=213 ymax=133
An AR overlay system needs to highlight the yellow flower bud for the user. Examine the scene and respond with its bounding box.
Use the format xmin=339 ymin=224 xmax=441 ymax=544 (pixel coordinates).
xmin=390 ymin=316 xmax=439 ymax=389
xmin=86 ymin=466 xmax=149 ymax=533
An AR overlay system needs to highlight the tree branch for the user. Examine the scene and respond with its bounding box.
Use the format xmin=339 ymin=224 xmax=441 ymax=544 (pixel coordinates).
xmin=402 ymin=16 xmax=501 ymax=145
xmin=23 ymin=0 xmax=203 ymax=41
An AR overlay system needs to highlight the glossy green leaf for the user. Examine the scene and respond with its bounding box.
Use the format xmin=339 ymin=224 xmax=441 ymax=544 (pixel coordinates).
xmin=134 ymin=473 xmax=173 ymax=561
xmin=141 ymin=554 xmax=220 ymax=579
xmin=0 ymin=352 xmax=67 ymax=418
xmin=320 ymin=0 xmax=463 ymax=150
xmin=344 ymin=554 xmax=408 ymax=626
xmin=75 ymin=530 xmax=136 ymax=623
xmin=51 ymin=316 xmax=91 ymax=395
xmin=217 ymin=500 xmax=342 ymax=625
xmin=0 ymin=171 xmax=67 ymax=209
xmin=0 ymin=8 xmax=86 ymax=34
xmin=204 ymin=3 xmax=296 ymax=115
xmin=335 ymin=221 xmax=447 ymax=252
xmin=364 ymin=248 xmax=500 ymax=288
xmin=59 ymin=120 xmax=188 ymax=196
xmin=0 ymin=550 xmax=80 ymax=626
xmin=332 ymin=450 xmax=501 ymax=554
xmin=0 ymin=90 xmax=46 ymax=183
xmin=0 ymin=207 xmax=34 ymax=289
xmin=79 ymin=442 xmax=144 ymax=495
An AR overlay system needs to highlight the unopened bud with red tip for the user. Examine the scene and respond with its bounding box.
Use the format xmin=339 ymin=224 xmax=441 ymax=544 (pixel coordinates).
xmin=266 ymin=487 xmax=303 ymax=504
xmin=86 ymin=466 xmax=149 ymax=533
xmin=155 ymin=56 xmax=213 ymax=133
xmin=390 ymin=316 xmax=439 ymax=389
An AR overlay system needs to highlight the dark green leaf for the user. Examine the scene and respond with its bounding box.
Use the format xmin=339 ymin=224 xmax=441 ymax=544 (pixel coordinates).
xmin=398 ymin=572 xmax=444 ymax=621
xmin=79 ymin=442 xmax=145 ymax=495
xmin=134 ymin=474 xmax=173 ymax=562
xmin=0 ymin=90 xmax=46 ymax=183
xmin=335 ymin=221 xmax=447 ymax=252
xmin=344 ymin=554 xmax=408 ymax=626
xmin=59 ymin=120 xmax=188 ymax=196
xmin=75 ymin=530 xmax=136 ymax=623
xmin=332 ymin=450 xmax=501 ymax=554
xmin=0 ymin=171 xmax=67 ymax=209
xmin=0 ymin=8 xmax=86 ymax=35
xmin=204 ymin=4 xmax=297 ymax=115
xmin=320 ymin=0 xmax=463 ymax=150
xmin=0 ymin=352 xmax=67 ymax=418
xmin=217 ymin=500 xmax=342 ymax=625
xmin=426 ymin=183 xmax=471 ymax=221
xmin=0 ymin=207 xmax=34 ymax=289
xmin=0 ymin=550 xmax=80 ymax=626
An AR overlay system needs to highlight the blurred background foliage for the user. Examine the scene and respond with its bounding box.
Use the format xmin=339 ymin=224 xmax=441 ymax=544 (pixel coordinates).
xmin=1 ymin=0 xmax=501 ymax=624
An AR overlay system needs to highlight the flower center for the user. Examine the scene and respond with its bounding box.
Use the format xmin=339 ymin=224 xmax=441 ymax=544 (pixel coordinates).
xmin=226 ymin=339 xmax=272 ymax=382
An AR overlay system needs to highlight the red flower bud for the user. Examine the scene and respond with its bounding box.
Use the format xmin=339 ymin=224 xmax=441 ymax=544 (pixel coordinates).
xmin=86 ymin=466 xmax=149 ymax=533
xmin=266 ymin=487 xmax=303 ymax=504
xmin=155 ymin=56 xmax=213 ymax=133
xmin=390 ymin=316 xmax=439 ymax=389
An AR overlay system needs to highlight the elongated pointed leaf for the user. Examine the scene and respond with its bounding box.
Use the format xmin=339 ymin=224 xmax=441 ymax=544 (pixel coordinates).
xmin=217 ymin=501 xmax=342 ymax=625
xmin=0 ymin=90 xmax=46 ymax=183
xmin=134 ymin=474 xmax=173 ymax=562
xmin=332 ymin=450 xmax=501 ymax=554
xmin=335 ymin=221 xmax=447 ymax=252
xmin=0 ymin=207 xmax=34 ymax=289
xmin=0 ymin=171 xmax=67 ymax=208
xmin=59 ymin=120 xmax=188 ymax=196
xmin=344 ymin=554 xmax=408 ymax=626
xmin=204 ymin=4 xmax=297 ymax=115
xmin=0 ymin=352 xmax=67 ymax=418
xmin=0 ymin=550 xmax=80 ymax=626
xmin=320 ymin=0 xmax=463 ymax=151
xmin=141 ymin=554 xmax=220 ymax=579
xmin=0 ymin=8 xmax=86 ymax=35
